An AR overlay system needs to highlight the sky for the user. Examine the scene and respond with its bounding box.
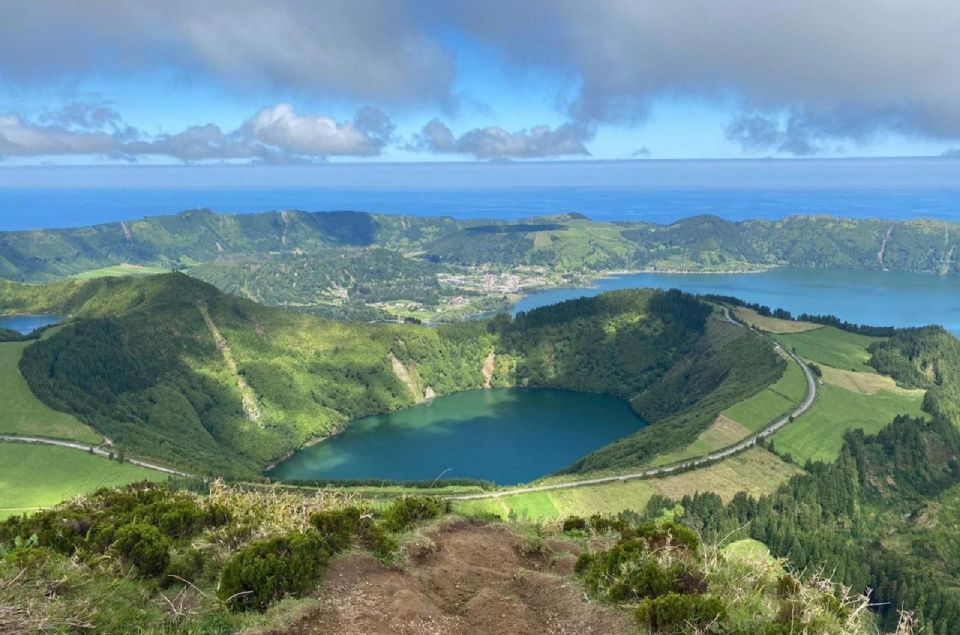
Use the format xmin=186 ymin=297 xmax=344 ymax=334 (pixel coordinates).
xmin=2 ymin=1 xmax=960 ymax=165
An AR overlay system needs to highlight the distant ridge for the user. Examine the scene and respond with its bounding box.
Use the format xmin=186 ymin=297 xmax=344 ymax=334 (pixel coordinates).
xmin=1 ymin=209 xmax=959 ymax=282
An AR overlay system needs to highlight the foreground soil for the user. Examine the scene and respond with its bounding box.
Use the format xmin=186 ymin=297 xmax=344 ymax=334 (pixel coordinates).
xmin=267 ymin=519 xmax=631 ymax=635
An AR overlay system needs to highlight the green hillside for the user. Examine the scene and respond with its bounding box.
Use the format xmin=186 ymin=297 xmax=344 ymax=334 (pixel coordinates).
xmin=0 ymin=274 xmax=785 ymax=478
xmin=2 ymin=211 xmax=960 ymax=322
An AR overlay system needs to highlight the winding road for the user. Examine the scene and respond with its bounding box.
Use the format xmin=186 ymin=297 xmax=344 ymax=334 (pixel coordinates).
xmin=0 ymin=434 xmax=190 ymax=476
xmin=448 ymin=308 xmax=817 ymax=502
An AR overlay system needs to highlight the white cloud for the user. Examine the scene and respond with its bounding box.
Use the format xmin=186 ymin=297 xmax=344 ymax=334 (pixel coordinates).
xmin=410 ymin=119 xmax=591 ymax=159
xmin=0 ymin=104 xmax=394 ymax=162
xmin=243 ymin=103 xmax=391 ymax=157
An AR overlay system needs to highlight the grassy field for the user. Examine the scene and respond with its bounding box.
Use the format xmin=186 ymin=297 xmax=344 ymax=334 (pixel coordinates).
xmin=650 ymin=415 xmax=753 ymax=467
xmin=71 ymin=263 xmax=169 ymax=280
xmin=648 ymin=359 xmax=808 ymax=467
xmin=819 ymin=365 xmax=925 ymax=396
xmin=733 ymin=307 xmax=820 ymax=333
xmin=776 ymin=327 xmax=879 ymax=371
xmin=721 ymin=359 xmax=808 ymax=432
xmin=0 ymin=341 xmax=100 ymax=443
xmin=455 ymin=448 xmax=800 ymax=520
xmin=0 ymin=444 xmax=163 ymax=519
xmin=769 ymin=383 xmax=926 ymax=464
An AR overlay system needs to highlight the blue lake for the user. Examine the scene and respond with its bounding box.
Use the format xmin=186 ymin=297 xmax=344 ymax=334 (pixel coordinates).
xmin=0 ymin=314 xmax=62 ymax=334
xmin=513 ymin=268 xmax=960 ymax=335
xmin=267 ymin=388 xmax=646 ymax=485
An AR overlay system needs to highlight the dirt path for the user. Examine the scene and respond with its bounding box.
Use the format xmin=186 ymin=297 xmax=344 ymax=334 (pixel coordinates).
xmin=266 ymin=519 xmax=631 ymax=635
xmin=450 ymin=309 xmax=817 ymax=502
xmin=196 ymin=302 xmax=262 ymax=425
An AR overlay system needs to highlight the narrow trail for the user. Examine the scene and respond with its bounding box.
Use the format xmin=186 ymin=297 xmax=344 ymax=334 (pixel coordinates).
xmin=0 ymin=434 xmax=189 ymax=476
xmin=449 ymin=309 xmax=817 ymax=502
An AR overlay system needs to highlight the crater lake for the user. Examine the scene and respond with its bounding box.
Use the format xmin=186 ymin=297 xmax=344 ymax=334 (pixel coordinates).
xmin=267 ymin=388 xmax=647 ymax=485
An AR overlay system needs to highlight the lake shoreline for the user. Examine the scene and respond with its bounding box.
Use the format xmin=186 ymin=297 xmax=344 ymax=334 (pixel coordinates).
xmin=266 ymin=387 xmax=648 ymax=485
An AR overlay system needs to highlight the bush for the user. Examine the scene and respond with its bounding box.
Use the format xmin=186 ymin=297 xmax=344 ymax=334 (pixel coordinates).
xmin=381 ymin=496 xmax=446 ymax=533
xmin=607 ymin=558 xmax=678 ymax=602
xmin=574 ymin=552 xmax=594 ymax=575
xmin=112 ymin=523 xmax=171 ymax=577
xmin=157 ymin=500 xmax=207 ymax=538
xmin=561 ymin=516 xmax=588 ymax=533
xmin=310 ymin=506 xmax=365 ymax=552
xmin=635 ymin=593 xmax=728 ymax=633
xmin=358 ymin=521 xmax=399 ymax=561
xmin=218 ymin=530 xmax=331 ymax=611
xmin=626 ymin=522 xmax=700 ymax=552
xmin=588 ymin=514 xmax=628 ymax=534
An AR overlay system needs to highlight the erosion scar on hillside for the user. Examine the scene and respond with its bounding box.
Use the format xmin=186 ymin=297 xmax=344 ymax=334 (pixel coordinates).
xmin=196 ymin=301 xmax=263 ymax=425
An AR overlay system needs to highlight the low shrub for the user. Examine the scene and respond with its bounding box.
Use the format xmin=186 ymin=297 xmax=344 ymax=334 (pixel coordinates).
xmin=157 ymin=500 xmax=207 ymax=538
xmin=635 ymin=592 xmax=728 ymax=633
xmin=359 ymin=521 xmax=399 ymax=561
xmin=606 ymin=558 xmax=679 ymax=602
xmin=588 ymin=514 xmax=628 ymax=534
xmin=164 ymin=546 xmax=208 ymax=586
xmin=626 ymin=521 xmax=700 ymax=552
xmin=112 ymin=523 xmax=171 ymax=577
xmin=574 ymin=552 xmax=594 ymax=575
xmin=381 ymin=496 xmax=446 ymax=533
xmin=561 ymin=516 xmax=588 ymax=533
xmin=218 ymin=529 xmax=331 ymax=611
xmin=310 ymin=506 xmax=365 ymax=552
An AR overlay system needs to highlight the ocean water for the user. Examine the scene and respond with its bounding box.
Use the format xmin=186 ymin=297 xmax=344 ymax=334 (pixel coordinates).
xmin=1 ymin=158 xmax=959 ymax=230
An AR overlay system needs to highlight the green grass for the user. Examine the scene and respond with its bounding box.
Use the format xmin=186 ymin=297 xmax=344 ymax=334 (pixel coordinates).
xmin=0 ymin=341 xmax=100 ymax=443
xmin=71 ymin=264 xmax=169 ymax=280
xmin=0 ymin=444 xmax=163 ymax=519
xmin=721 ymin=359 xmax=808 ymax=432
xmin=776 ymin=327 xmax=880 ymax=371
xmin=645 ymin=334 xmax=807 ymax=469
xmin=454 ymin=448 xmax=799 ymax=521
xmin=721 ymin=538 xmax=779 ymax=566
xmin=769 ymin=383 xmax=926 ymax=464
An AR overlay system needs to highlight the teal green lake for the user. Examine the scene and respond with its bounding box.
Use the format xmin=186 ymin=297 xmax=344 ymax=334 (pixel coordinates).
xmin=513 ymin=268 xmax=960 ymax=335
xmin=267 ymin=388 xmax=646 ymax=485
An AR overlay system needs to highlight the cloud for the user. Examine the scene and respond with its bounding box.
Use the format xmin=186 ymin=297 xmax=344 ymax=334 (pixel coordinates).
xmin=0 ymin=113 xmax=124 ymax=156
xmin=5 ymin=2 xmax=960 ymax=152
xmin=0 ymin=1 xmax=454 ymax=105
xmin=445 ymin=1 xmax=960 ymax=145
xmin=630 ymin=147 xmax=651 ymax=158
xmin=39 ymin=101 xmax=124 ymax=131
xmin=410 ymin=119 xmax=592 ymax=159
xmin=242 ymin=103 xmax=393 ymax=157
xmin=0 ymin=104 xmax=394 ymax=161
xmin=725 ymin=114 xmax=823 ymax=156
